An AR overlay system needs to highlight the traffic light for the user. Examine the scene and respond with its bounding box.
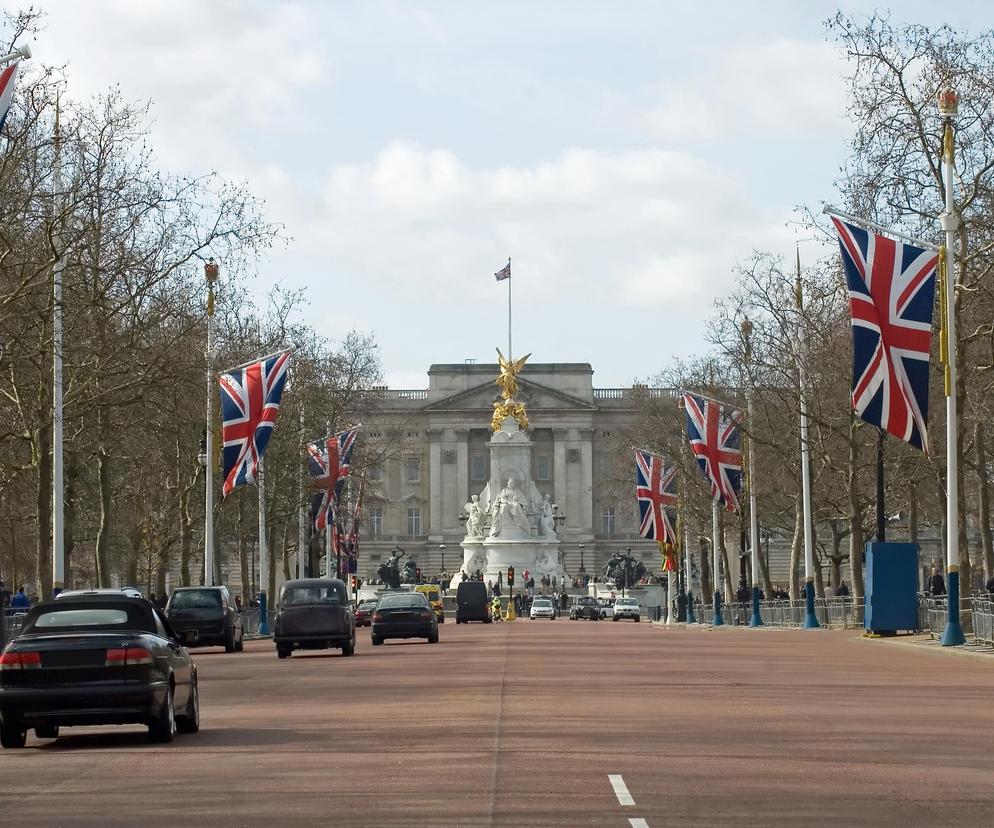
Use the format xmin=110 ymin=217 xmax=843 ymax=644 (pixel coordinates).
xmin=507 ymin=565 xmax=515 ymax=587
xmin=350 ymin=575 xmax=357 ymax=592
xmin=415 ymin=567 xmax=422 ymax=583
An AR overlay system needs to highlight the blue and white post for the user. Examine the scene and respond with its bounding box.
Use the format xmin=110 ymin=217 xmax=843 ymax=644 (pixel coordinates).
xmin=742 ymin=318 xmax=763 ymax=627
xmin=258 ymin=456 xmax=271 ymax=636
xmin=939 ymin=85 xmax=965 ymax=646
xmin=685 ymin=523 xmax=696 ymax=624
xmin=712 ymin=498 xmax=724 ymax=626
xmin=796 ymin=256 xmax=820 ymax=629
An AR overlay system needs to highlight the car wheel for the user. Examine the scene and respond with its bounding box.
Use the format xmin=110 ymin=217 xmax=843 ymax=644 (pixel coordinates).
xmin=277 ymin=643 xmax=292 ymax=659
xmin=342 ymin=638 xmax=355 ymax=656
xmin=34 ymin=725 xmax=59 ymax=740
xmin=613 ymin=616 xmax=619 ymax=622
xmin=635 ymin=616 xmax=640 ymax=622
xmin=0 ymin=721 xmax=27 ymax=749
xmin=224 ymin=628 xmax=236 ymax=653
xmin=371 ymin=635 xmax=382 ymax=646
xmin=235 ymin=628 xmax=245 ymax=652
xmin=177 ymin=678 xmax=200 ymax=734
xmin=148 ymin=685 xmax=176 ymax=743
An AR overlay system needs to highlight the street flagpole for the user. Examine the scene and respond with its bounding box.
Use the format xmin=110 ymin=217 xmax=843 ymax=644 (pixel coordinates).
xmin=204 ymin=261 xmax=219 ymax=588
xmin=712 ymin=498 xmax=723 ymax=625
xmin=297 ymin=405 xmax=306 ymax=580
xmin=796 ymin=250 xmax=820 ymax=629
xmin=684 ymin=517 xmax=696 ymax=623
xmin=51 ymin=98 xmax=65 ymax=597
xmin=258 ymin=456 xmax=270 ymax=635
xmin=938 ymin=86 xmax=966 ymax=645
xmin=742 ymin=318 xmax=762 ymax=626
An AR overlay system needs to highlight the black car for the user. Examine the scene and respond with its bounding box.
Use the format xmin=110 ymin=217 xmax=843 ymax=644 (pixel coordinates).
xmin=0 ymin=595 xmax=199 ymax=748
xmin=570 ymin=596 xmax=602 ymax=620
xmin=273 ymin=579 xmax=356 ymax=659
xmin=455 ymin=581 xmax=491 ymax=624
xmin=354 ymin=600 xmax=378 ymax=628
xmin=165 ymin=586 xmax=244 ymax=652
xmin=371 ymin=592 xmax=438 ymax=645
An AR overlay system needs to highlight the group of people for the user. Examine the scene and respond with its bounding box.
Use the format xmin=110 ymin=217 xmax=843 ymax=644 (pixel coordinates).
xmin=0 ymin=581 xmax=32 ymax=611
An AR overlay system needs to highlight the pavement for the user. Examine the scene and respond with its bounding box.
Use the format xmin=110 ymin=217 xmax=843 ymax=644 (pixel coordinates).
xmin=2 ymin=619 xmax=993 ymax=826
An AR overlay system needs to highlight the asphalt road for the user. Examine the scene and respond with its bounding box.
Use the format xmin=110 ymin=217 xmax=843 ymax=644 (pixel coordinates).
xmin=2 ymin=618 xmax=994 ymax=826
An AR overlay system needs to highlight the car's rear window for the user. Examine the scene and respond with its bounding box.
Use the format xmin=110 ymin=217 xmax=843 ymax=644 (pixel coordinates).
xmin=23 ymin=602 xmax=154 ymax=634
xmin=282 ymin=585 xmax=345 ymax=605
xmin=419 ymin=589 xmax=440 ymax=601
xmin=379 ymin=594 xmax=427 ymax=608
xmin=533 ymin=599 xmax=552 ymax=606
xmin=169 ymin=589 xmax=222 ymax=609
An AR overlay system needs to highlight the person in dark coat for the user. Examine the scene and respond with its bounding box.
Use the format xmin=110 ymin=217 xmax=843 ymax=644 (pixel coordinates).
xmin=930 ymin=567 xmax=946 ymax=596
xmin=10 ymin=587 xmax=30 ymax=610
xmin=986 ymin=574 xmax=994 ymax=597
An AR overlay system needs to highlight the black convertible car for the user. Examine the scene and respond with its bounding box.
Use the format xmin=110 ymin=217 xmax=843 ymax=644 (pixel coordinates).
xmin=570 ymin=596 xmax=602 ymax=621
xmin=0 ymin=595 xmax=199 ymax=748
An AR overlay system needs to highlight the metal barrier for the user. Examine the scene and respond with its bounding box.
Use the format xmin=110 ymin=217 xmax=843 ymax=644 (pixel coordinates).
xmin=971 ymin=597 xmax=994 ymax=647
xmin=925 ymin=597 xmax=947 ymax=639
xmin=238 ymin=608 xmax=275 ymax=637
xmin=687 ymin=596 xmax=865 ymax=629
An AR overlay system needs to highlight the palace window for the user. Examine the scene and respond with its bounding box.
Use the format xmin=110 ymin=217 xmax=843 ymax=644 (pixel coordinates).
xmin=407 ymin=508 xmax=422 ymax=536
xmin=602 ymin=507 xmax=616 ymax=536
xmin=406 ymin=457 xmax=421 ymax=483
xmin=471 ymin=454 xmax=487 ymax=481
xmin=369 ymin=507 xmax=383 ymax=538
xmin=536 ymin=455 xmax=551 ymax=481
xmin=367 ymin=464 xmax=383 ymax=482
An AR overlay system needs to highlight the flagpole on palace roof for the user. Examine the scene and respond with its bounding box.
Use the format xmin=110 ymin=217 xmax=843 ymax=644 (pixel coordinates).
xmin=938 ymin=85 xmax=966 ymax=646
xmin=507 ymin=257 xmax=512 ymax=361
xmin=742 ymin=318 xmax=763 ymax=627
xmin=795 ymin=251 xmax=820 ymax=629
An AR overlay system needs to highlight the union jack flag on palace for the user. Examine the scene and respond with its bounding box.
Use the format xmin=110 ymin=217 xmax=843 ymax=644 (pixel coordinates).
xmin=830 ymin=216 xmax=938 ymax=452
xmin=683 ymin=392 xmax=742 ymax=512
xmin=219 ymin=350 xmax=292 ymax=499
xmin=307 ymin=426 xmax=360 ymax=532
xmin=635 ymin=449 xmax=676 ymax=545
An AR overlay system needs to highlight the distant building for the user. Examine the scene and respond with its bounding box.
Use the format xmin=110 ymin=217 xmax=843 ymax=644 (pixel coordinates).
xmin=356 ymin=362 xmax=677 ymax=580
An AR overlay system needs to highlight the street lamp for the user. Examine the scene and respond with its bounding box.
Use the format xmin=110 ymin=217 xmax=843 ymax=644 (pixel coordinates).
xmin=439 ymin=543 xmax=446 ymax=575
xmin=578 ymin=543 xmax=585 ymax=573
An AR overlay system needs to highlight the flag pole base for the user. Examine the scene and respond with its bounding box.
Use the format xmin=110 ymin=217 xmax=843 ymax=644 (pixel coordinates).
xmin=940 ymin=571 xmax=966 ymax=646
xmin=749 ymin=586 xmax=763 ymax=627
xmin=712 ymin=591 xmax=724 ymax=626
xmin=803 ymin=581 xmax=820 ymax=629
xmin=686 ymin=590 xmax=696 ymax=624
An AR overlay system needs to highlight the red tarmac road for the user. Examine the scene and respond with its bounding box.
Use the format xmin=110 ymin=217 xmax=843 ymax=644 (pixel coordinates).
xmin=1 ymin=619 xmax=993 ymax=826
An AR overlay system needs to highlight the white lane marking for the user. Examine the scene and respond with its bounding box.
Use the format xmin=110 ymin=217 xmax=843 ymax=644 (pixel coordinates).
xmin=629 ymin=820 xmax=649 ymax=828
xmin=609 ymin=774 xmax=635 ymax=806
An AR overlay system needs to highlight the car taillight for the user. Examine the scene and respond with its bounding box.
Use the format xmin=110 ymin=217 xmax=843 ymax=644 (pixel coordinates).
xmin=105 ymin=646 xmax=154 ymax=666
xmin=0 ymin=651 xmax=41 ymax=670
xmin=420 ymin=609 xmax=432 ymax=619
xmin=372 ymin=612 xmax=383 ymax=622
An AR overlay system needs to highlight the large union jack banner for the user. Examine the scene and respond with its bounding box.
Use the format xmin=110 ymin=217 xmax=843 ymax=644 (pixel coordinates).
xmin=307 ymin=426 xmax=359 ymax=531
xmin=830 ymin=216 xmax=938 ymax=452
xmin=683 ymin=392 xmax=742 ymax=512
xmin=635 ymin=449 xmax=676 ymax=544
xmin=219 ymin=351 xmax=292 ymax=498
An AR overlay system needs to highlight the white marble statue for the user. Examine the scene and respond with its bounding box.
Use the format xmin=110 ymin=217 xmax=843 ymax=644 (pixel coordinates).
xmin=464 ymin=494 xmax=484 ymax=538
xmin=538 ymin=494 xmax=556 ymax=538
xmin=488 ymin=477 xmax=531 ymax=538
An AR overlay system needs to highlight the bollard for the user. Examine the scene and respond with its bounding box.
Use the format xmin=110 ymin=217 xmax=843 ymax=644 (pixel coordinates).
xmin=258 ymin=590 xmax=271 ymax=636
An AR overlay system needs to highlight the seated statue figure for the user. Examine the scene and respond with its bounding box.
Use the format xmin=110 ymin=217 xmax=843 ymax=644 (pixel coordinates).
xmin=488 ymin=477 xmax=531 ymax=538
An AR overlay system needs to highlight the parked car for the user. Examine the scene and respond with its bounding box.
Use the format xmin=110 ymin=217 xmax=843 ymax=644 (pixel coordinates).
xmin=0 ymin=594 xmax=199 ymax=748
xmin=530 ymin=597 xmax=556 ymax=620
xmin=570 ymin=596 xmax=602 ymax=621
xmin=165 ymin=586 xmax=244 ymax=653
xmin=353 ymin=600 xmax=378 ymax=628
xmin=455 ymin=581 xmax=491 ymax=624
xmin=414 ymin=584 xmax=445 ymax=623
xmin=273 ymin=578 xmax=356 ymax=659
xmin=598 ymin=598 xmax=615 ymax=620
xmin=371 ymin=592 xmax=438 ymax=645
xmin=613 ymin=597 xmax=641 ymax=622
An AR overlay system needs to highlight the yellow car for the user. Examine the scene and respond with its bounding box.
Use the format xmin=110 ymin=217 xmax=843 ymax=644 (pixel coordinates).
xmin=415 ymin=584 xmax=445 ymax=623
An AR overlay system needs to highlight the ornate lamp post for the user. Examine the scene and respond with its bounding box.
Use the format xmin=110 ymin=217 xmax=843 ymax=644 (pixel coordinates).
xmin=578 ymin=543 xmax=585 ymax=573
xmin=439 ymin=544 xmax=446 ymax=576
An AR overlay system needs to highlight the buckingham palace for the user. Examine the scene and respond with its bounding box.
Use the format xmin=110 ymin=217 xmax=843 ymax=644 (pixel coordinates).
xmin=355 ymin=361 xmax=675 ymax=580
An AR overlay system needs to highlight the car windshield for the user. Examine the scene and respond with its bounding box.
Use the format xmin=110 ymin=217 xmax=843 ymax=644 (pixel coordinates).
xmin=358 ymin=602 xmax=377 ymax=610
xmin=420 ymin=589 xmax=440 ymax=601
xmin=617 ymin=599 xmax=637 ymax=606
xmin=169 ymin=589 xmax=221 ymax=609
xmin=281 ymin=585 xmax=345 ymax=605
xmin=533 ymin=599 xmax=552 ymax=606
xmin=379 ymin=594 xmax=426 ymax=608
xmin=23 ymin=602 xmax=155 ymax=634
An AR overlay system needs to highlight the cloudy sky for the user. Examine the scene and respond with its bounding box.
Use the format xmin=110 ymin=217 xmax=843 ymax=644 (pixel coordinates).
xmin=15 ymin=1 xmax=991 ymax=388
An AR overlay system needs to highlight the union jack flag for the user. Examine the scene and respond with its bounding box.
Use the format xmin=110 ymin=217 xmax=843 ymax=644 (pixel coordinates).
xmin=635 ymin=450 xmax=676 ymax=544
xmin=494 ymin=260 xmax=511 ymax=281
xmin=683 ymin=392 xmax=742 ymax=512
xmin=219 ymin=351 xmax=292 ymax=499
xmin=831 ymin=216 xmax=938 ymax=452
xmin=0 ymin=60 xmax=19 ymax=132
xmin=307 ymin=426 xmax=360 ymax=531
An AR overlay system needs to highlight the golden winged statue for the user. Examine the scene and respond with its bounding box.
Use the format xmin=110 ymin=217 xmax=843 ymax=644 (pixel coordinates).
xmin=492 ymin=348 xmax=531 ymax=431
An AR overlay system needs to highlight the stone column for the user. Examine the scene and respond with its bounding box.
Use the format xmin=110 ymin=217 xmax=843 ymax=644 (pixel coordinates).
xmin=428 ymin=429 xmax=442 ymax=537
xmin=580 ymin=428 xmax=594 ymax=533
xmin=553 ymin=429 xmax=568 ymax=523
xmin=455 ymin=429 xmax=469 ymax=529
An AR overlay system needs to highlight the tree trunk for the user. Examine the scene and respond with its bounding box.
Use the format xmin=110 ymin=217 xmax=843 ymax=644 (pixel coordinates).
xmin=699 ymin=536 xmax=712 ymax=598
xmin=35 ymin=422 xmax=53 ymax=600
xmin=975 ymin=421 xmax=994 ymax=582
xmin=759 ymin=541 xmax=774 ymax=598
xmin=64 ymin=456 xmax=78 ymax=589
xmin=94 ymin=445 xmax=113 ymax=588
xmin=847 ymin=418 xmax=865 ymax=599
xmin=718 ymin=512 xmax=734 ymax=602
xmin=238 ymin=492 xmax=251 ymax=605
xmin=789 ymin=491 xmax=802 ymax=600
xmin=124 ymin=523 xmax=140 ymax=587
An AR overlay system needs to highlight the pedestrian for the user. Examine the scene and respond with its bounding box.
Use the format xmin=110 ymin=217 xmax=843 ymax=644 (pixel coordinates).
xmin=930 ymin=567 xmax=946 ymax=596
xmin=835 ymin=581 xmax=850 ymax=597
xmin=10 ymin=586 xmax=31 ymax=610
xmin=488 ymin=579 xmax=494 ymax=597
xmin=736 ymin=581 xmax=750 ymax=603
xmin=986 ymin=574 xmax=994 ymax=597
